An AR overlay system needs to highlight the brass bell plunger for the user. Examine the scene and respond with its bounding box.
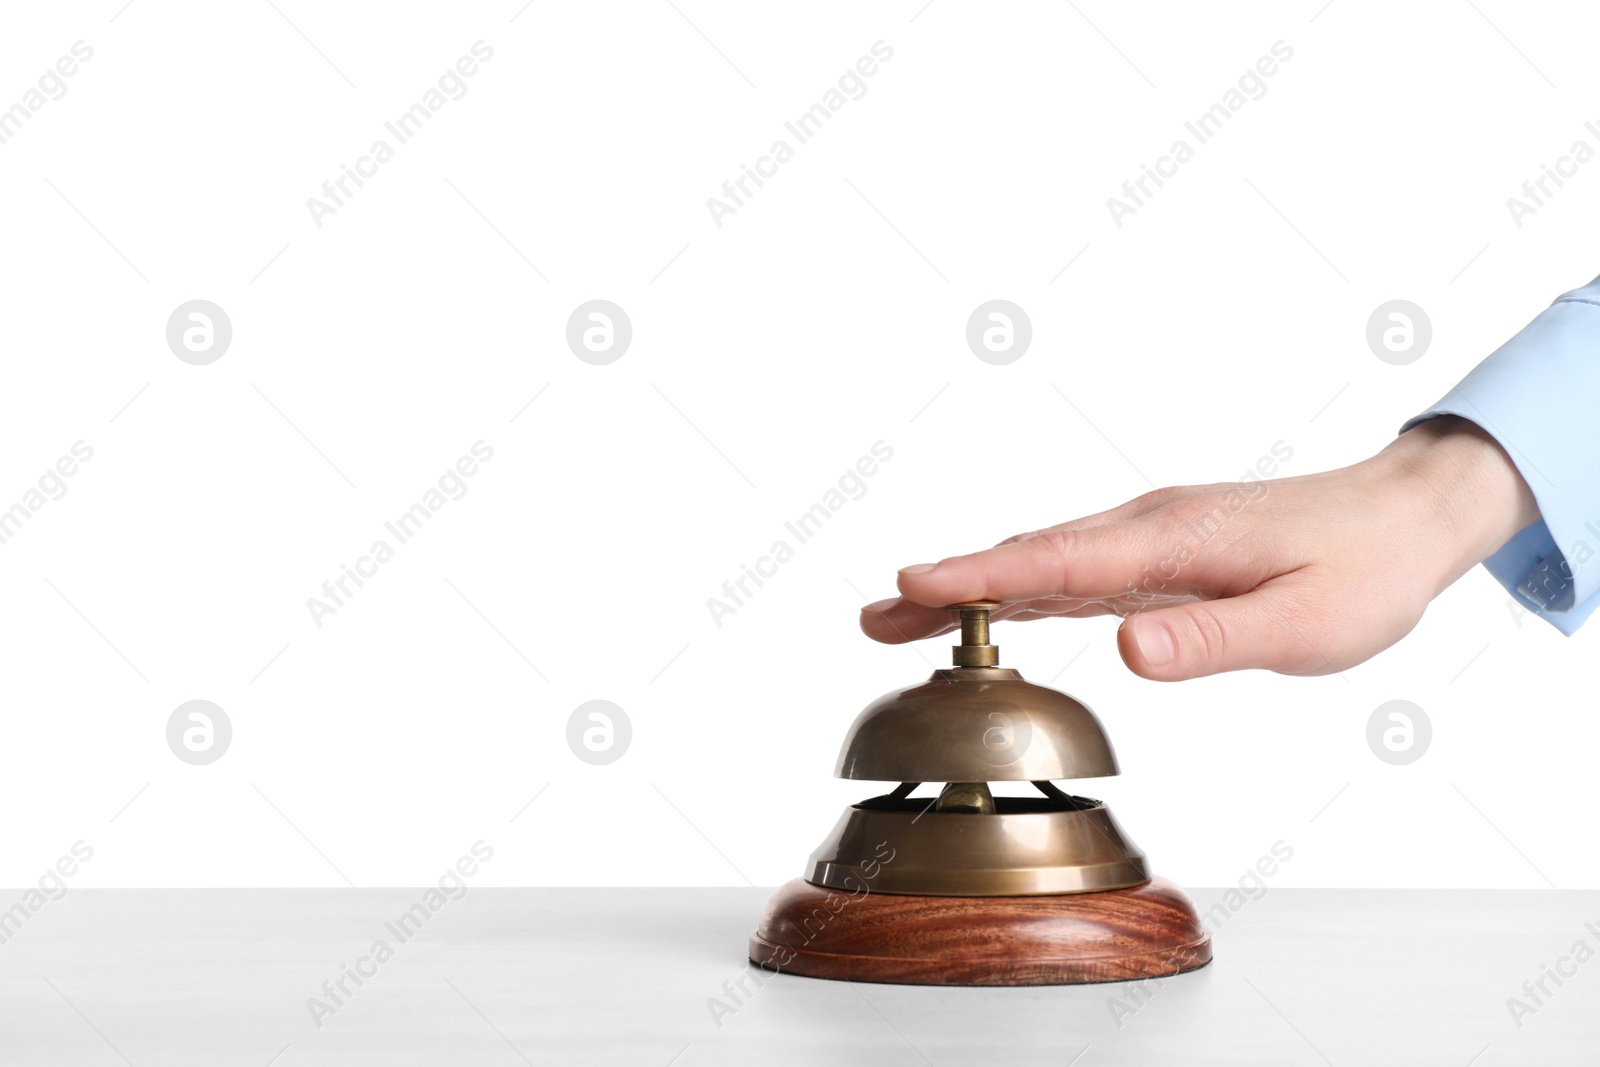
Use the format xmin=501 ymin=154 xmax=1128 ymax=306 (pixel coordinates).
xmin=749 ymin=602 xmax=1212 ymax=986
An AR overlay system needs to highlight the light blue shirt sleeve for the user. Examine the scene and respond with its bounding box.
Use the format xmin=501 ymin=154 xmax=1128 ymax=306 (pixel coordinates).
xmin=1400 ymin=274 xmax=1600 ymax=635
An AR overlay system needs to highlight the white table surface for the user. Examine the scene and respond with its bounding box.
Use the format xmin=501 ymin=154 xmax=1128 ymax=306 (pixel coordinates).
xmin=0 ymin=887 xmax=1594 ymax=1065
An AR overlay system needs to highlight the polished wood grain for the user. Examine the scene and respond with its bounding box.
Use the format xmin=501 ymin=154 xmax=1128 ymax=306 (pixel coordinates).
xmin=749 ymin=877 xmax=1211 ymax=986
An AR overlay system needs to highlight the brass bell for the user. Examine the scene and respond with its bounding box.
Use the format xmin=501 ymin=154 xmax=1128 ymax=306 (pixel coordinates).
xmin=749 ymin=602 xmax=1212 ymax=985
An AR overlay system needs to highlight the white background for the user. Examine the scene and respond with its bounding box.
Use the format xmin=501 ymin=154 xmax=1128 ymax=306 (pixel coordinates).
xmin=0 ymin=0 xmax=1594 ymax=890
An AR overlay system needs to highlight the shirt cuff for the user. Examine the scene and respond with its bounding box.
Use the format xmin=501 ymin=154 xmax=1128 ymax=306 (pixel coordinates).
xmin=1400 ymin=275 xmax=1600 ymax=635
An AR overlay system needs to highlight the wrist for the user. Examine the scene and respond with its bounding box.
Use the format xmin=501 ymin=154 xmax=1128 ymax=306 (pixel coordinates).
xmin=1373 ymin=415 xmax=1540 ymax=592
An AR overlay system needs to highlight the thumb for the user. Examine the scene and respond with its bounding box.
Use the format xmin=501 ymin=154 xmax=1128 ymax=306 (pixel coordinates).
xmin=1117 ymin=580 xmax=1331 ymax=681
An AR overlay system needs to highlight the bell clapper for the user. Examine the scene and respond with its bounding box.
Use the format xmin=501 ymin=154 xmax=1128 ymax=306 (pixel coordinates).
xmin=935 ymin=781 xmax=996 ymax=814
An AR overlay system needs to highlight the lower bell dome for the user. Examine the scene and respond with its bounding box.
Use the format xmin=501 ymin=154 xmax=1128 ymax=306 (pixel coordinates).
xmin=806 ymin=787 xmax=1149 ymax=896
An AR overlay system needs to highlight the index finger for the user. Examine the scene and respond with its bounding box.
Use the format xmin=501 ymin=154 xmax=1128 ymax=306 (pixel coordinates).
xmin=895 ymin=522 xmax=1163 ymax=607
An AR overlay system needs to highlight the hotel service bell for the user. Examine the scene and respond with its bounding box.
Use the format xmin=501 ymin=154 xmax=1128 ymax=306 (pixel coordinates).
xmin=750 ymin=602 xmax=1211 ymax=985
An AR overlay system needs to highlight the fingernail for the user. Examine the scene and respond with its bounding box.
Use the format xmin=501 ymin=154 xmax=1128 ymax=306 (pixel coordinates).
xmin=1131 ymin=617 xmax=1176 ymax=667
xmin=899 ymin=563 xmax=937 ymax=575
xmin=863 ymin=598 xmax=898 ymax=614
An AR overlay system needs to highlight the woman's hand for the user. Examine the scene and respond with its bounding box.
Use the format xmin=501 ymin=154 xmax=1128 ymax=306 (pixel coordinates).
xmin=861 ymin=416 xmax=1539 ymax=681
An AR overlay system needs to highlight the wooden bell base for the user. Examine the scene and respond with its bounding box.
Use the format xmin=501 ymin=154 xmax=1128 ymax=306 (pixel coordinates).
xmin=749 ymin=876 xmax=1211 ymax=986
